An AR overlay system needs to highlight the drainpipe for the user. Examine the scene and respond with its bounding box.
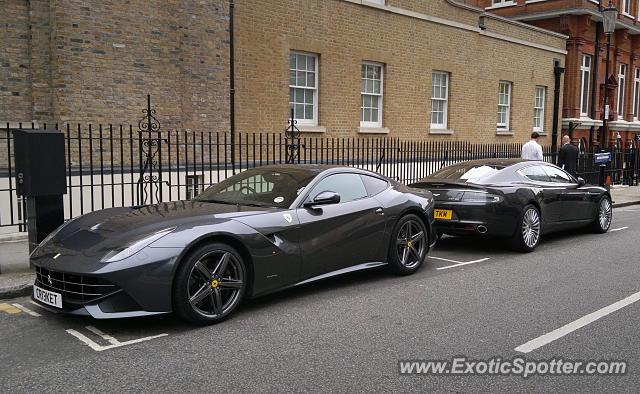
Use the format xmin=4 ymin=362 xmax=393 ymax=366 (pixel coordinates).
xmin=589 ymin=3 xmax=603 ymax=151
xmin=552 ymin=64 xmax=565 ymax=164
xmin=230 ymin=0 xmax=236 ymax=174
xmin=589 ymin=22 xmax=601 ymax=152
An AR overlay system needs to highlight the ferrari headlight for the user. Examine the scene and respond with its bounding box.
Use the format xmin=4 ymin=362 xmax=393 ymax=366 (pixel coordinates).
xmin=100 ymin=227 xmax=175 ymax=263
xmin=29 ymin=217 xmax=78 ymax=258
xmin=461 ymin=191 xmax=502 ymax=203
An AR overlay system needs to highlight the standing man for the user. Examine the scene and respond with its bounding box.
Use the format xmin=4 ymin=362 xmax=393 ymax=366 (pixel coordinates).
xmin=557 ymin=135 xmax=579 ymax=176
xmin=521 ymin=132 xmax=544 ymax=161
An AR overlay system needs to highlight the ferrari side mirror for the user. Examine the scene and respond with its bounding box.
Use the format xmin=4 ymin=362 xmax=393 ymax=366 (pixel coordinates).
xmin=304 ymin=191 xmax=341 ymax=207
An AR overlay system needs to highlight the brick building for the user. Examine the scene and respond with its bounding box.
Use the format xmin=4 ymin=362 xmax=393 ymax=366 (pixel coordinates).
xmin=235 ymin=0 xmax=567 ymax=142
xmin=1 ymin=0 xmax=231 ymax=132
xmin=1 ymin=0 xmax=566 ymax=143
xmin=471 ymin=0 xmax=640 ymax=149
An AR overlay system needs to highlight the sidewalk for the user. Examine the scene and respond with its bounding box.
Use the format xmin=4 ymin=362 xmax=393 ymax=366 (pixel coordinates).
xmin=0 ymin=186 xmax=638 ymax=300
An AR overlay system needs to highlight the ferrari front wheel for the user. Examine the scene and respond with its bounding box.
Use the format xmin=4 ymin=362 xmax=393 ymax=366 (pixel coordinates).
xmin=388 ymin=214 xmax=428 ymax=275
xmin=173 ymin=243 xmax=247 ymax=325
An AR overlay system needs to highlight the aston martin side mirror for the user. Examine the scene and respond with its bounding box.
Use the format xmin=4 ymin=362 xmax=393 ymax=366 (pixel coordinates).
xmin=304 ymin=191 xmax=340 ymax=207
xmin=577 ymin=177 xmax=585 ymax=187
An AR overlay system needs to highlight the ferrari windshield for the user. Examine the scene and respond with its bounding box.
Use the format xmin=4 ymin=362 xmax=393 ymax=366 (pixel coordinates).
xmin=194 ymin=167 xmax=318 ymax=208
xmin=430 ymin=163 xmax=506 ymax=183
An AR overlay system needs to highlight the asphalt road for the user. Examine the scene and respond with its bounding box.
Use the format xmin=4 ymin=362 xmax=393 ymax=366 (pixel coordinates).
xmin=1 ymin=207 xmax=639 ymax=392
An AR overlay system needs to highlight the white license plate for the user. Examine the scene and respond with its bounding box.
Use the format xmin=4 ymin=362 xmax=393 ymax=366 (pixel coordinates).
xmin=33 ymin=285 xmax=62 ymax=308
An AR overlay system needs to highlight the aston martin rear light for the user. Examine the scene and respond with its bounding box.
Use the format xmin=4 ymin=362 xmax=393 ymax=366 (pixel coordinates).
xmin=461 ymin=191 xmax=502 ymax=203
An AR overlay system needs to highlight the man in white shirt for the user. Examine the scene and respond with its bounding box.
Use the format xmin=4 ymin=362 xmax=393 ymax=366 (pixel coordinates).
xmin=521 ymin=132 xmax=544 ymax=161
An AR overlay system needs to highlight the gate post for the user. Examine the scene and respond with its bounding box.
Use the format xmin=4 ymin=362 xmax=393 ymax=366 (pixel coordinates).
xmin=13 ymin=129 xmax=67 ymax=256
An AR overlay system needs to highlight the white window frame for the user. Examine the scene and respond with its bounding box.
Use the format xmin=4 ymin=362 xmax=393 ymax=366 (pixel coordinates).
xmin=367 ymin=0 xmax=385 ymax=4
xmin=618 ymin=63 xmax=627 ymax=120
xmin=622 ymin=0 xmax=632 ymax=16
xmin=430 ymin=71 xmax=449 ymax=129
xmin=534 ymin=86 xmax=546 ymax=132
xmin=634 ymin=67 xmax=640 ymax=121
xmin=186 ymin=174 xmax=204 ymax=200
xmin=497 ymin=81 xmax=512 ymax=130
xmin=360 ymin=61 xmax=384 ymax=128
xmin=579 ymin=54 xmax=591 ymax=117
xmin=289 ymin=51 xmax=318 ymax=126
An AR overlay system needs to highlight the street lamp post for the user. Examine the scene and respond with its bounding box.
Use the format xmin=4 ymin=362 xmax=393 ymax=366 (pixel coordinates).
xmin=600 ymin=0 xmax=618 ymax=187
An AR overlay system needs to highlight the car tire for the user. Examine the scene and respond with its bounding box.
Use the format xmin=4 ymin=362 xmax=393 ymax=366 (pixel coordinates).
xmin=591 ymin=196 xmax=612 ymax=233
xmin=510 ymin=204 xmax=541 ymax=252
xmin=388 ymin=214 xmax=429 ymax=275
xmin=173 ymin=243 xmax=247 ymax=325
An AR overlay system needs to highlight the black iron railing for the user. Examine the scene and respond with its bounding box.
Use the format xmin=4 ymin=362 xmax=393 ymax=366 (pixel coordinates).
xmin=1 ymin=122 xmax=563 ymax=231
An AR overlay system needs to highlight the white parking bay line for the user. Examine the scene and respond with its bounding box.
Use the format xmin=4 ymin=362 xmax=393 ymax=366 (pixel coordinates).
xmin=515 ymin=290 xmax=640 ymax=354
xmin=428 ymin=256 xmax=465 ymax=264
xmin=12 ymin=303 xmax=41 ymax=317
xmin=610 ymin=227 xmax=629 ymax=232
xmin=66 ymin=326 xmax=168 ymax=352
xmin=436 ymin=258 xmax=490 ymax=270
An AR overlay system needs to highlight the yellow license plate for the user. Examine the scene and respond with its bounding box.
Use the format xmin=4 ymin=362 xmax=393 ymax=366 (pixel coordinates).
xmin=434 ymin=209 xmax=452 ymax=220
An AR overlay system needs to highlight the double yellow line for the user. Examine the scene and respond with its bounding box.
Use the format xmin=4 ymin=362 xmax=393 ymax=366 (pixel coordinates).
xmin=0 ymin=303 xmax=22 ymax=314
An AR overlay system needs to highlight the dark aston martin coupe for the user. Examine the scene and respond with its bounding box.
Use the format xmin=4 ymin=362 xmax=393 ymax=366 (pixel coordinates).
xmin=31 ymin=165 xmax=436 ymax=324
xmin=409 ymin=159 xmax=612 ymax=252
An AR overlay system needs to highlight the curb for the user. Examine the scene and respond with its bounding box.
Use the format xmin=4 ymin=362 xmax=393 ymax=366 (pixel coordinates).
xmin=0 ymin=233 xmax=28 ymax=243
xmin=612 ymin=200 xmax=640 ymax=208
xmin=0 ymin=284 xmax=32 ymax=300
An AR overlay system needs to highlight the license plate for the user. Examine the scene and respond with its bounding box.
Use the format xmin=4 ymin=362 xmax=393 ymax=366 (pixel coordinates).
xmin=33 ymin=285 xmax=62 ymax=308
xmin=434 ymin=209 xmax=453 ymax=220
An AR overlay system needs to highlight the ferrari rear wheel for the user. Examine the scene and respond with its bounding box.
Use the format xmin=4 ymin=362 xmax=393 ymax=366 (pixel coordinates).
xmin=388 ymin=214 xmax=428 ymax=275
xmin=173 ymin=243 xmax=247 ymax=325
xmin=510 ymin=204 xmax=540 ymax=252
xmin=591 ymin=196 xmax=612 ymax=233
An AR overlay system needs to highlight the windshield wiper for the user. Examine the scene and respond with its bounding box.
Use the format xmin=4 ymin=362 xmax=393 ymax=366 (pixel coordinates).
xmin=197 ymin=199 xmax=237 ymax=205
xmin=238 ymin=202 xmax=273 ymax=208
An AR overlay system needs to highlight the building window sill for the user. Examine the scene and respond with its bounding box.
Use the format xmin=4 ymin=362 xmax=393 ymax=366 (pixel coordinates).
xmin=358 ymin=127 xmax=390 ymax=134
xmin=533 ymin=131 xmax=548 ymax=136
xmin=297 ymin=125 xmax=326 ymax=133
xmin=485 ymin=2 xmax=516 ymax=11
xmin=496 ymin=129 xmax=515 ymax=136
xmin=429 ymin=128 xmax=454 ymax=135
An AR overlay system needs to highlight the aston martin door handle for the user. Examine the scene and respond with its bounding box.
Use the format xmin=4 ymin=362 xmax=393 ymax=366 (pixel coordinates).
xmin=375 ymin=208 xmax=384 ymax=215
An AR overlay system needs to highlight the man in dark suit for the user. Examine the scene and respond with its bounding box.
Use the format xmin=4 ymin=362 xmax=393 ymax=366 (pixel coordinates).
xmin=557 ymin=135 xmax=579 ymax=176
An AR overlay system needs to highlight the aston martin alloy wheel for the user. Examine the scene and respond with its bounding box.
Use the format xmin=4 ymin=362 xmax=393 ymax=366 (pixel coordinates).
xmin=174 ymin=243 xmax=247 ymax=325
xmin=511 ymin=204 xmax=540 ymax=252
xmin=592 ymin=196 xmax=612 ymax=233
xmin=388 ymin=214 xmax=428 ymax=275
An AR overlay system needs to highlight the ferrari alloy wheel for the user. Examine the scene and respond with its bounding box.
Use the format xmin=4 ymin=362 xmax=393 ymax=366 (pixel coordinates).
xmin=388 ymin=214 xmax=428 ymax=275
xmin=173 ymin=243 xmax=247 ymax=325
xmin=511 ymin=204 xmax=540 ymax=252
xmin=592 ymin=196 xmax=612 ymax=233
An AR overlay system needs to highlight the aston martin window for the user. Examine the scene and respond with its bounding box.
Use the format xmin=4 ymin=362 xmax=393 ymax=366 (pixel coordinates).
xmin=542 ymin=166 xmax=575 ymax=183
xmin=430 ymin=163 xmax=505 ymax=183
xmin=196 ymin=167 xmax=317 ymax=207
xmin=519 ymin=165 xmax=551 ymax=182
xmin=308 ymin=173 xmax=368 ymax=203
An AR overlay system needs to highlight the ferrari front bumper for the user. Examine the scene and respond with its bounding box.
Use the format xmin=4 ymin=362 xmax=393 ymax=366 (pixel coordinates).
xmin=30 ymin=246 xmax=183 ymax=318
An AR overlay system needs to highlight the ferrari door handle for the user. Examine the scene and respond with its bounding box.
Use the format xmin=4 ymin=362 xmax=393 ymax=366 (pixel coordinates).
xmin=375 ymin=208 xmax=384 ymax=215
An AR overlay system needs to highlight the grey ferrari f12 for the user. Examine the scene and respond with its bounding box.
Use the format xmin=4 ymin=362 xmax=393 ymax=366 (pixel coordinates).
xmin=31 ymin=165 xmax=436 ymax=324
